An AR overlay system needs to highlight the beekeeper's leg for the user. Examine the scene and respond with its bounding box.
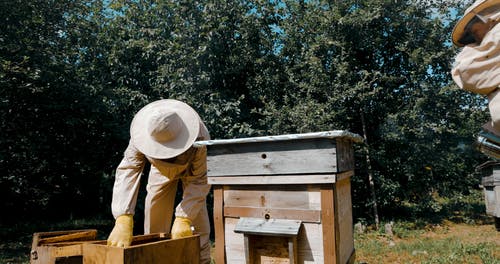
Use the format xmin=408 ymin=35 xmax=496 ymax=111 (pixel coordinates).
xmin=178 ymin=175 xmax=211 ymax=264
xmin=487 ymin=89 xmax=500 ymax=136
xmin=191 ymin=201 xmax=211 ymax=264
xmin=144 ymin=165 xmax=178 ymax=234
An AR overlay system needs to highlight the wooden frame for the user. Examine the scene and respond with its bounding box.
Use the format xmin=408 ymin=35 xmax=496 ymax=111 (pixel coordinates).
xmin=212 ymin=175 xmax=355 ymax=264
xmin=30 ymin=229 xmax=99 ymax=264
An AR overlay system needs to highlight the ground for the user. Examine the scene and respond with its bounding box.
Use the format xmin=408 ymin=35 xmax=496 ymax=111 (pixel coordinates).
xmin=1 ymin=220 xmax=499 ymax=263
xmin=354 ymin=221 xmax=500 ymax=264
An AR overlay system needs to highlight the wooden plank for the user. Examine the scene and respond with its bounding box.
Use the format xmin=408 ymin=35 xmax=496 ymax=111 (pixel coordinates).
xmin=223 ymin=186 xmax=321 ymax=210
xmin=224 ymin=184 xmax=321 ymax=192
xmin=335 ymin=139 xmax=355 ymax=172
xmin=297 ymin=223 xmax=324 ymax=263
xmin=213 ymin=186 xmax=226 ymax=264
xmin=82 ymin=234 xmax=199 ymax=264
xmin=33 ymin=230 xmax=97 ymax=246
xmin=321 ymin=186 xmax=336 ymax=264
xmin=289 ymin=237 xmax=298 ymax=264
xmin=31 ymin=246 xmax=55 ymax=264
xmin=244 ymin=235 xmax=252 ymax=264
xmin=234 ymin=218 xmax=301 ymax=237
xmin=130 ymin=233 xmax=168 ymax=245
xmin=224 ymin=218 xmax=246 ymax=264
xmin=38 ymin=231 xmax=97 ymax=245
xmin=335 ymin=178 xmax=354 ymax=264
xmin=336 ymin=171 xmax=354 ymax=182
xmin=52 ymin=244 xmax=85 ymax=258
xmin=207 ymin=139 xmax=338 ymax=176
xmin=209 ymin=171 xmax=353 ymax=185
xmin=224 ymin=206 xmax=321 ymax=223
xmin=209 ymin=174 xmax=336 ymax=185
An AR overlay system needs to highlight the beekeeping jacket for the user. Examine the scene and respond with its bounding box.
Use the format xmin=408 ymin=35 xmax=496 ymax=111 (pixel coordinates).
xmin=111 ymin=124 xmax=211 ymax=263
xmin=452 ymin=23 xmax=500 ymax=132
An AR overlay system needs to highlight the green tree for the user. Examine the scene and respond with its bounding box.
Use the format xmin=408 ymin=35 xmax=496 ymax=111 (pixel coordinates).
xmin=250 ymin=0 xmax=487 ymax=222
xmin=0 ymin=0 xmax=488 ymax=226
xmin=0 ymin=0 xmax=117 ymax=222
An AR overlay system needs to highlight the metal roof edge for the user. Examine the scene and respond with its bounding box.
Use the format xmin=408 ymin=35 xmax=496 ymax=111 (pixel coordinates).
xmin=194 ymin=130 xmax=363 ymax=147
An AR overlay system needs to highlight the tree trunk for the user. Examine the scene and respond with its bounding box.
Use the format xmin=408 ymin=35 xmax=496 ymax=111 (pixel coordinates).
xmin=361 ymin=112 xmax=380 ymax=230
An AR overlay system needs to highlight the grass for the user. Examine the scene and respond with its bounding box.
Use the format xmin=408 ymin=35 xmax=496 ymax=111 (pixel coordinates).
xmin=354 ymin=190 xmax=500 ymax=264
xmin=1 ymin=190 xmax=498 ymax=263
xmin=3 ymin=221 xmax=498 ymax=264
xmin=354 ymin=221 xmax=500 ymax=264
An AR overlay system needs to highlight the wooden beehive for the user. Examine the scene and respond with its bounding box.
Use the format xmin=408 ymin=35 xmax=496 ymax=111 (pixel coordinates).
xmin=480 ymin=163 xmax=500 ymax=218
xmin=195 ymin=130 xmax=362 ymax=264
xmin=30 ymin=229 xmax=98 ymax=264
xmin=82 ymin=233 xmax=200 ymax=264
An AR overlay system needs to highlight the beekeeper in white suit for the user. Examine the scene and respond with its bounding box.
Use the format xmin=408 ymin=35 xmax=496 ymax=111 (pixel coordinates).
xmin=107 ymin=99 xmax=211 ymax=264
xmin=451 ymin=0 xmax=500 ymax=135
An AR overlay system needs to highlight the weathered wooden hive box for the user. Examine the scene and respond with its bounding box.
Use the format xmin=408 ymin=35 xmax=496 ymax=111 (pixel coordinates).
xmin=30 ymin=230 xmax=199 ymax=264
xmin=195 ymin=130 xmax=362 ymax=264
xmin=479 ymin=162 xmax=500 ymax=230
xmin=482 ymin=169 xmax=500 ymax=217
xmin=82 ymin=233 xmax=200 ymax=264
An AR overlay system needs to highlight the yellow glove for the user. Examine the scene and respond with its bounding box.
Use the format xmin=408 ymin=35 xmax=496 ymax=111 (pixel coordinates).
xmin=107 ymin=214 xmax=133 ymax=247
xmin=171 ymin=217 xmax=193 ymax=239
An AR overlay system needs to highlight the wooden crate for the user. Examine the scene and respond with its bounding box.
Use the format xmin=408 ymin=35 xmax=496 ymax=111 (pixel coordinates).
xmin=30 ymin=229 xmax=98 ymax=264
xmin=82 ymin=233 xmax=200 ymax=264
xmin=195 ymin=131 xmax=362 ymax=264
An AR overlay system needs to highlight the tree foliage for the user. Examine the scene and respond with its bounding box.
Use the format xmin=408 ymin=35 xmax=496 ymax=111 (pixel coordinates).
xmin=0 ymin=0 xmax=488 ymax=224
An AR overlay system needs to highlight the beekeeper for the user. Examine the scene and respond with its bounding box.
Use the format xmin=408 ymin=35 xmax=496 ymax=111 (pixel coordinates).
xmin=451 ymin=0 xmax=500 ymax=135
xmin=107 ymin=99 xmax=211 ymax=263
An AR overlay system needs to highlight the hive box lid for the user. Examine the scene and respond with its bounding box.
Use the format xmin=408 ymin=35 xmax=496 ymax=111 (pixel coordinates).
xmin=195 ymin=130 xmax=362 ymax=179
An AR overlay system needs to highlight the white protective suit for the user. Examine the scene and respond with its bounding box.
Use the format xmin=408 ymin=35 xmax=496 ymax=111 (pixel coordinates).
xmin=111 ymin=124 xmax=211 ymax=264
xmin=452 ymin=23 xmax=500 ymax=133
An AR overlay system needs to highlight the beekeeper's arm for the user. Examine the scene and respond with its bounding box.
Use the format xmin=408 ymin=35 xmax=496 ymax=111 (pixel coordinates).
xmin=107 ymin=140 xmax=146 ymax=247
xmin=171 ymin=124 xmax=211 ymax=239
xmin=451 ymin=24 xmax=500 ymax=94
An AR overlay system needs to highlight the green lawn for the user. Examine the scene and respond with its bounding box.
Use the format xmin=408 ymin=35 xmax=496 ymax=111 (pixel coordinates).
xmin=354 ymin=221 xmax=500 ymax=264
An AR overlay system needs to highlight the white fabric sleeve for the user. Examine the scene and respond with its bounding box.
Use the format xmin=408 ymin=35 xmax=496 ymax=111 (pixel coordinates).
xmin=175 ymin=144 xmax=211 ymax=220
xmin=451 ymin=23 xmax=500 ymax=95
xmin=111 ymin=140 xmax=146 ymax=219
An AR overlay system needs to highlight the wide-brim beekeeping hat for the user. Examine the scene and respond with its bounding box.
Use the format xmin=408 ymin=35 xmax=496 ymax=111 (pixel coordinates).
xmin=130 ymin=99 xmax=200 ymax=159
xmin=452 ymin=0 xmax=500 ymax=46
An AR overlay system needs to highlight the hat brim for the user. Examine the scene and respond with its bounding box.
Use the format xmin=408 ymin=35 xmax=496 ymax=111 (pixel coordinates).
xmin=130 ymin=99 xmax=200 ymax=159
xmin=452 ymin=0 xmax=500 ymax=47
